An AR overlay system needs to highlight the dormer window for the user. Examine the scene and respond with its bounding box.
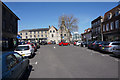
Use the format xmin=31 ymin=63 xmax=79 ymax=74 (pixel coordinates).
xmin=107 ymin=13 xmax=112 ymax=19
xmin=115 ymin=9 xmax=120 ymax=16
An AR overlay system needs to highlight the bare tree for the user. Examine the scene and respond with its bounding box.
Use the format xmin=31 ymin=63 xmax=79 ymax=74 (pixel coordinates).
xmin=58 ymin=14 xmax=79 ymax=42
xmin=58 ymin=14 xmax=79 ymax=33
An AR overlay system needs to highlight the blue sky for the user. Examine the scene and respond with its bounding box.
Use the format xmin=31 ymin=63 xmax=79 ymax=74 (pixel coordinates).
xmin=5 ymin=2 xmax=118 ymax=34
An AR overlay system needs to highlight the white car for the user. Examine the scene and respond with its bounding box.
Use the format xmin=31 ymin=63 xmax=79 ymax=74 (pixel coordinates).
xmin=14 ymin=44 xmax=34 ymax=57
xmin=76 ymin=41 xmax=82 ymax=46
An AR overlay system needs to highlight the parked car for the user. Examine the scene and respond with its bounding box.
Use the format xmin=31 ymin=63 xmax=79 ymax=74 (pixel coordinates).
xmin=31 ymin=43 xmax=37 ymax=52
xmin=92 ymin=41 xmax=101 ymax=50
xmin=59 ymin=41 xmax=70 ymax=46
xmin=73 ymin=41 xmax=77 ymax=45
xmin=40 ymin=41 xmax=47 ymax=45
xmin=51 ymin=41 xmax=56 ymax=44
xmin=81 ymin=42 xmax=87 ymax=47
xmin=88 ymin=41 xmax=95 ymax=49
xmin=48 ymin=42 xmax=52 ymax=44
xmin=14 ymin=44 xmax=34 ymax=57
xmin=100 ymin=41 xmax=120 ymax=53
xmin=2 ymin=51 xmax=29 ymax=79
xmin=76 ymin=41 xmax=82 ymax=46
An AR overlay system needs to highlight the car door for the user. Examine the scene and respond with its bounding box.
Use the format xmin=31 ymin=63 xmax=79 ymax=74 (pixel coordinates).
xmin=5 ymin=54 xmax=20 ymax=79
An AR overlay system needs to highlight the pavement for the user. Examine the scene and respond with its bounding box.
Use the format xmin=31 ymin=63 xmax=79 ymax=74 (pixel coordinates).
xmin=24 ymin=45 xmax=119 ymax=78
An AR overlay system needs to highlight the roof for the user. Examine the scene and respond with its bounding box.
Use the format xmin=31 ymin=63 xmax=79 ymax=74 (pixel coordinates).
xmin=91 ymin=16 xmax=103 ymax=24
xmin=49 ymin=25 xmax=58 ymax=31
xmin=2 ymin=2 xmax=20 ymax=20
xmin=104 ymin=4 xmax=120 ymax=16
xmin=19 ymin=28 xmax=49 ymax=32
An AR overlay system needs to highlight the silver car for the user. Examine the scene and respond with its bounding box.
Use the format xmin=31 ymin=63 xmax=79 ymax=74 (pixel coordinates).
xmin=101 ymin=41 xmax=120 ymax=53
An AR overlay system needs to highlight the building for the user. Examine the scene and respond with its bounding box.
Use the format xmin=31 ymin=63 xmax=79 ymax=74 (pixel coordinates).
xmin=58 ymin=20 xmax=71 ymax=43
xmin=2 ymin=2 xmax=20 ymax=51
xmin=102 ymin=4 xmax=120 ymax=41
xmin=81 ymin=28 xmax=92 ymax=42
xmin=48 ymin=25 xmax=58 ymax=43
xmin=91 ymin=16 xmax=103 ymax=41
xmin=19 ymin=28 xmax=49 ymax=42
xmin=19 ymin=20 xmax=71 ymax=44
xmin=72 ymin=32 xmax=81 ymax=42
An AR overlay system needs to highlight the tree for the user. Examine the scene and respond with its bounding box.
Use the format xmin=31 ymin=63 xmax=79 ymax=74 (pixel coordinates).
xmin=58 ymin=14 xmax=79 ymax=33
xmin=58 ymin=14 xmax=79 ymax=42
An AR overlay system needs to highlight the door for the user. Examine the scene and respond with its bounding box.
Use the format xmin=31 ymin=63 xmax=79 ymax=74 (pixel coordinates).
xmin=6 ymin=54 xmax=21 ymax=79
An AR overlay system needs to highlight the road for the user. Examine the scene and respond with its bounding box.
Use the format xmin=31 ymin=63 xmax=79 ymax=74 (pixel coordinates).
xmin=26 ymin=45 xmax=119 ymax=78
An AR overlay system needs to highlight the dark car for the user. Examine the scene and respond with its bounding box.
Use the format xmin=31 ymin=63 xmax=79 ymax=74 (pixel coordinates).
xmin=92 ymin=41 xmax=101 ymax=50
xmin=40 ymin=41 xmax=47 ymax=45
xmin=2 ymin=51 xmax=29 ymax=79
xmin=81 ymin=42 xmax=87 ymax=47
xmin=88 ymin=41 xmax=95 ymax=49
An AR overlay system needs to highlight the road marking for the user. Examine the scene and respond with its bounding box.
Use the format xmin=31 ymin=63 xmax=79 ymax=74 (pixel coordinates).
xmin=54 ymin=46 xmax=56 ymax=49
xmin=115 ymin=59 xmax=119 ymax=62
xmin=35 ymin=62 xmax=38 ymax=64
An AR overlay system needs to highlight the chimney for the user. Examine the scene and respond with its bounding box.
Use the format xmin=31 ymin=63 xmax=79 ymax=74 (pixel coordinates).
xmin=49 ymin=25 xmax=50 ymax=28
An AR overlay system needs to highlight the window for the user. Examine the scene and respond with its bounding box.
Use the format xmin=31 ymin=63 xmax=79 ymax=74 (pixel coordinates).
xmin=103 ymin=25 xmax=105 ymax=31
xmin=106 ymin=23 xmax=109 ymax=31
xmin=50 ymin=30 xmax=52 ymax=33
xmin=38 ymin=35 xmax=39 ymax=37
xmin=38 ymin=31 xmax=39 ymax=33
xmin=52 ymin=34 xmax=54 ymax=37
xmin=61 ymin=34 xmax=62 ymax=36
xmin=2 ymin=20 xmax=6 ymax=30
xmin=30 ymin=35 xmax=32 ymax=38
xmin=30 ymin=31 xmax=32 ymax=34
xmin=34 ymin=31 xmax=36 ymax=34
xmin=107 ymin=13 xmax=112 ymax=19
xmin=26 ymin=33 xmax=27 ymax=35
xmin=13 ymin=53 xmax=22 ymax=62
xmin=41 ymin=31 xmax=43 ymax=33
xmin=34 ymin=35 xmax=36 ymax=38
xmin=45 ymin=35 xmax=47 ymax=37
xmin=115 ymin=10 xmax=120 ymax=16
xmin=45 ymin=31 xmax=47 ymax=33
xmin=26 ymin=36 xmax=28 ymax=39
xmin=64 ymin=34 xmax=66 ymax=36
xmin=41 ymin=35 xmax=43 ymax=37
xmin=53 ymin=30 xmax=55 ymax=33
xmin=6 ymin=54 xmax=17 ymax=70
xmin=20 ymin=33 xmax=22 ymax=35
xmin=115 ymin=20 xmax=119 ymax=29
xmin=110 ymin=22 xmax=114 ymax=30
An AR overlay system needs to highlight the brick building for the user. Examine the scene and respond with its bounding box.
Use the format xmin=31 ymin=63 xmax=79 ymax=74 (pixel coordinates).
xmin=102 ymin=4 xmax=120 ymax=41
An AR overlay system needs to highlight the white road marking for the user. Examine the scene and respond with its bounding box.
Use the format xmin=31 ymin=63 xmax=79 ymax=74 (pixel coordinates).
xmin=115 ymin=59 xmax=119 ymax=62
xmin=35 ymin=62 xmax=38 ymax=64
xmin=54 ymin=46 xmax=56 ymax=49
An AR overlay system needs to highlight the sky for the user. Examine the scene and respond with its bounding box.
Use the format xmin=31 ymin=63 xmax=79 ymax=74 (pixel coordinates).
xmin=5 ymin=2 xmax=118 ymax=34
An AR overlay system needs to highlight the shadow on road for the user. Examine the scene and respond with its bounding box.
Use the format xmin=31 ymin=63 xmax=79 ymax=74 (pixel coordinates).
xmin=19 ymin=65 xmax=33 ymax=80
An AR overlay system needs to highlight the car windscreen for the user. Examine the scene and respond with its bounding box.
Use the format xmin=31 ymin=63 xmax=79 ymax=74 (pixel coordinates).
xmin=16 ymin=46 xmax=29 ymax=51
xmin=112 ymin=43 xmax=120 ymax=45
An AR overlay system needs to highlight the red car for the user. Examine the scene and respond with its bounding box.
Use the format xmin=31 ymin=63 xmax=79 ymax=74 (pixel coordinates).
xmin=48 ymin=42 xmax=52 ymax=44
xmin=59 ymin=42 xmax=70 ymax=46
